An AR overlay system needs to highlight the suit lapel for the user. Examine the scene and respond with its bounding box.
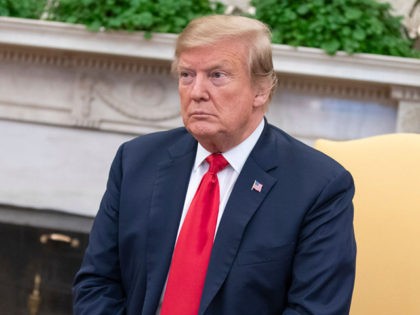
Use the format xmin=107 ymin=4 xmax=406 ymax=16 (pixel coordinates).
xmin=142 ymin=133 xmax=197 ymax=315
xmin=199 ymin=124 xmax=279 ymax=314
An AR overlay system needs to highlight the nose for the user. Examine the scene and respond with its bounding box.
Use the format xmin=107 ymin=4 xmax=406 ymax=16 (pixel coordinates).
xmin=190 ymin=74 xmax=210 ymax=102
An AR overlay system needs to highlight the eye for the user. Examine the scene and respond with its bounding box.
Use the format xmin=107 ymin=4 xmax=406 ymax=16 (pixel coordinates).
xmin=178 ymin=71 xmax=194 ymax=84
xmin=211 ymin=71 xmax=225 ymax=79
xmin=209 ymin=71 xmax=229 ymax=86
xmin=179 ymin=71 xmax=190 ymax=79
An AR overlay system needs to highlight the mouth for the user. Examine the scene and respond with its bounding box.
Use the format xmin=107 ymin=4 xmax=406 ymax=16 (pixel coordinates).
xmin=190 ymin=111 xmax=214 ymax=118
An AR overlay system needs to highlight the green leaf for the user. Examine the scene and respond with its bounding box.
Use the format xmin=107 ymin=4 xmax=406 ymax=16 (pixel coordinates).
xmin=321 ymin=39 xmax=340 ymax=55
xmin=297 ymin=4 xmax=310 ymax=15
xmin=138 ymin=11 xmax=154 ymax=28
xmin=353 ymin=28 xmax=366 ymax=40
xmin=87 ymin=20 xmax=103 ymax=32
xmin=345 ymin=8 xmax=362 ymax=20
xmin=283 ymin=9 xmax=297 ymax=21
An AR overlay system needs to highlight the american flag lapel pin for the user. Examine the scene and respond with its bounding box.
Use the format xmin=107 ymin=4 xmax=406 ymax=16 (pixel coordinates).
xmin=251 ymin=180 xmax=263 ymax=192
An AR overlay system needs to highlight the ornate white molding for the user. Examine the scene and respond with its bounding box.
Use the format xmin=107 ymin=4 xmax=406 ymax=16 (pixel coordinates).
xmin=74 ymin=73 xmax=179 ymax=122
xmin=0 ymin=42 xmax=181 ymax=134
xmin=392 ymin=85 xmax=420 ymax=133
xmin=0 ymin=46 xmax=171 ymax=74
xmin=1 ymin=17 xmax=420 ymax=86
xmin=277 ymin=75 xmax=392 ymax=103
xmin=273 ymin=45 xmax=420 ymax=88
xmin=0 ymin=17 xmax=176 ymax=61
xmin=391 ymin=85 xmax=420 ymax=102
xmin=396 ymin=102 xmax=420 ymax=133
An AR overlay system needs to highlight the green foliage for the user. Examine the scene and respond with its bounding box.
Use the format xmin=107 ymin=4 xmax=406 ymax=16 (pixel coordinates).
xmin=0 ymin=0 xmax=418 ymax=58
xmin=46 ymin=0 xmax=225 ymax=36
xmin=0 ymin=0 xmax=47 ymax=19
xmin=251 ymin=0 xmax=420 ymax=58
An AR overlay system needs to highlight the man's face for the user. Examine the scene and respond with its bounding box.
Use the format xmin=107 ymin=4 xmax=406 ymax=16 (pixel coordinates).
xmin=177 ymin=39 xmax=266 ymax=152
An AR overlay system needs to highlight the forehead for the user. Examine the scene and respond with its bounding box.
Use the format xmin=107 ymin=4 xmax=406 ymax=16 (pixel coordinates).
xmin=177 ymin=39 xmax=249 ymax=70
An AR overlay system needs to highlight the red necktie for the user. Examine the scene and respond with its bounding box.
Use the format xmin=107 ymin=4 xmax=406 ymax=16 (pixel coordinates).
xmin=160 ymin=153 xmax=229 ymax=315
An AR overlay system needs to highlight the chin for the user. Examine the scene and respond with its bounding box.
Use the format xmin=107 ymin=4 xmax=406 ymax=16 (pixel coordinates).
xmin=187 ymin=123 xmax=218 ymax=139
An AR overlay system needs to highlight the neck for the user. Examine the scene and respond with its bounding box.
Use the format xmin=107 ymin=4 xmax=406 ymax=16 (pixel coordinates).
xmin=197 ymin=116 xmax=264 ymax=153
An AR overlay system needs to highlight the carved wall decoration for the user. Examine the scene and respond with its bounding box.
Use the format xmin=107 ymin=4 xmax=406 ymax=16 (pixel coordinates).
xmin=0 ymin=44 xmax=181 ymax=133
xmin=70 ymin=75 xmax=101 ymax=129
xmin=71 ymin=71 xmax=180 ymax=128
xmin=391 ymin=86 xmax=420 ymax=102
xmin=392 ymin=86 xmax=420 ymax=133
xmin=77 ymin=75 xmax=94 ymax=117
xmin=396 ymin=103 xmax=420 ymax=133
xmin=95 ymin=77 xmax=180 ymax=121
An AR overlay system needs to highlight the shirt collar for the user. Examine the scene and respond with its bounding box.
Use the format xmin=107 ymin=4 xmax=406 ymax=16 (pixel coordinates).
xmin=193 ymin=119 xmax=265 ymax=173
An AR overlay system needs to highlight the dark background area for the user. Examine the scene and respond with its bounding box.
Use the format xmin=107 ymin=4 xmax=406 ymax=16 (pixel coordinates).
xmin=0 ymin=222 xmax=89 ymax=315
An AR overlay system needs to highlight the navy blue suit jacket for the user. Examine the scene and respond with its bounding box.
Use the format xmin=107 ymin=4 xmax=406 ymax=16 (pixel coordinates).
xmin=73 ymin=122 xmax=356 ymax=315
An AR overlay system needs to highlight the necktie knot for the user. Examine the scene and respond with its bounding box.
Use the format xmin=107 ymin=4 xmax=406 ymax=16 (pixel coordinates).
xmin=206 ymin=153 xmax=228 ymax=174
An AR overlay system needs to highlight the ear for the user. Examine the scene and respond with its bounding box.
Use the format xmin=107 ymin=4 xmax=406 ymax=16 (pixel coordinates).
xmin=253 ymin=83 xmax=270 ymax=109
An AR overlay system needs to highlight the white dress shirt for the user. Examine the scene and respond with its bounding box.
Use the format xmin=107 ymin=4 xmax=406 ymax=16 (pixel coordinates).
xmin=177 ymin=118 xmax=265 ymax=235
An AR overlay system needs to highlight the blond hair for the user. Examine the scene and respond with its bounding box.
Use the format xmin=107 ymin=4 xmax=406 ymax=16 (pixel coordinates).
xmin=173 ymin=15 xmax=277 ymax=103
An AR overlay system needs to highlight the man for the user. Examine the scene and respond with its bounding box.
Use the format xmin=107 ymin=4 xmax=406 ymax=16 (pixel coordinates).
xmin=73 ymin=15 xmax=356 ymax=315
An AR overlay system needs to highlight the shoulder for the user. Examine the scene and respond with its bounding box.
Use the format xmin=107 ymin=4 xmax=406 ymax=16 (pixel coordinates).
xmin=112 ymin=127 xmax=195 ymax=168
xmin=124 ymin=127 xmax=190 ymax=149
xmin=261 ymin=123 xmax=355 ymax=216
xmin=121 ymin=127 xmax=193 ymax=155
xmin=264 ymin=123 xmax=350 ymax=179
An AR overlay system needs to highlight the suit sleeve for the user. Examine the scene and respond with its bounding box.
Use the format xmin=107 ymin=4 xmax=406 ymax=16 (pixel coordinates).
xmin=73 ymin=145 xmax=126 ymax=315
xmin=283 ymin=170 xmax=356 ymax=315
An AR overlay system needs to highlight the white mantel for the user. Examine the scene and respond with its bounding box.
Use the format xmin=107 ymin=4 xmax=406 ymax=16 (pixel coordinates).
xmin=1 ymin=17 xmax=419 ymax=86
xmin=1 ymin=17 xmax=419 ymax=218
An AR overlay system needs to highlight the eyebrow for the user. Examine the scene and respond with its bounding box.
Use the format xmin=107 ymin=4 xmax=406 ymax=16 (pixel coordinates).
xmin=177 ymin=60 xmax=234 ymax=72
